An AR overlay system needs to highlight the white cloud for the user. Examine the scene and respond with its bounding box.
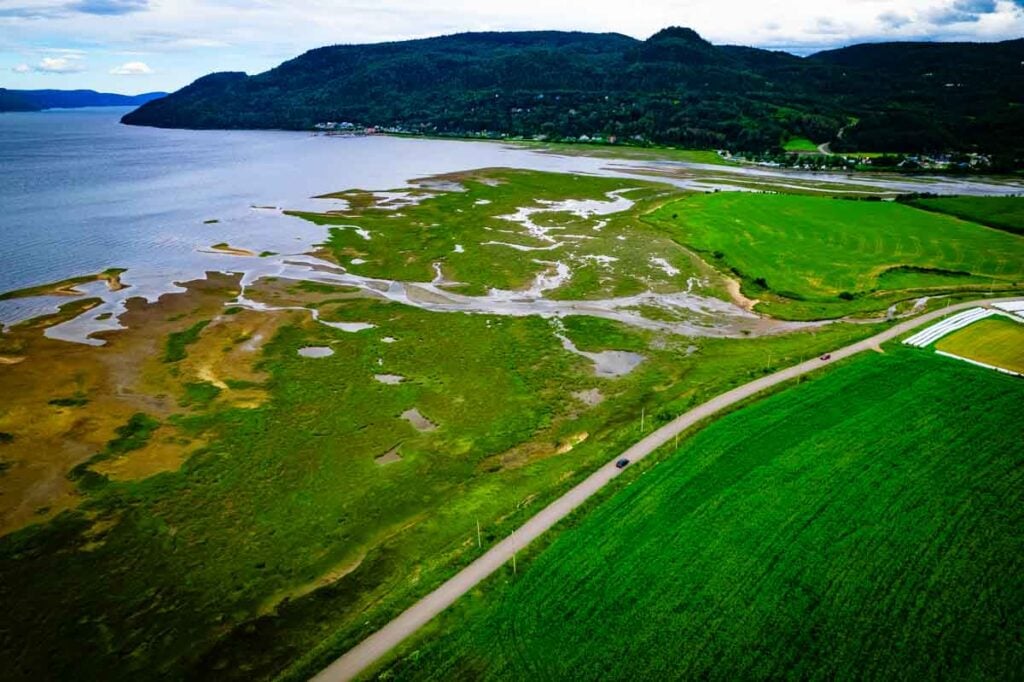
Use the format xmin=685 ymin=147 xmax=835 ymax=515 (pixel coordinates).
xmin=1 ymin=0 xmax=1023 ymax=90
xmin=109 ymin=60 xmax=153 ymax=75
xmin=35 ymin=55 xmax=86 ymax=73
xmin=12 ymin=63 xmax=32 ymax=73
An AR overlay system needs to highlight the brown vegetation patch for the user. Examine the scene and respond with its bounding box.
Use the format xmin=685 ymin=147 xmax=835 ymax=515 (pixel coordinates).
xmin=0 ymin=272 xmax=285 ymax=535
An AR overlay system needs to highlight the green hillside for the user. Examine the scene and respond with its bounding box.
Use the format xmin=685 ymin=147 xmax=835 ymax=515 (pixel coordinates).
xmin=121 ymin=29 xmax=1024 ymax=158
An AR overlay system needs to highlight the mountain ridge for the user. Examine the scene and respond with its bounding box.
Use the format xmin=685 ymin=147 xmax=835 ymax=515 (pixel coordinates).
xmin=0 ymin=89 xmax=166 ymax=112
xmin=121 ymin=28 xmax=1024 ymax=157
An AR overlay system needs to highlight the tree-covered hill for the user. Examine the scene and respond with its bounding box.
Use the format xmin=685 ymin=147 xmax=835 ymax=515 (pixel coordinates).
xmin=121 ymin=28 xmax=1024 ymax=157
xmin=0 ymin=89 xmax=166 ymax=112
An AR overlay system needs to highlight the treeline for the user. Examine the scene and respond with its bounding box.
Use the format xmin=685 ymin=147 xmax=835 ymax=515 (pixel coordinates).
xmin=123 ymin=28 xmax=1024 ymax=161
xmin=0 ymin=89 xmax=166 ymax=112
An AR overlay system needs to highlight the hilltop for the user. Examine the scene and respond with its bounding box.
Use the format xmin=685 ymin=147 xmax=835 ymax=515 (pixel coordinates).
xmin=0 ymin=89 xmax=165 ymax=113
xmin=118 ymin=28 xmax=1020 ymax=157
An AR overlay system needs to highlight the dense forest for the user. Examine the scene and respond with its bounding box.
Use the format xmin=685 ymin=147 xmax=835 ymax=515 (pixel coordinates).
xmin=0 ymin=89 xmax=165 ymax=112
xmin=122 ymin=28 xmax=1024 ymax=158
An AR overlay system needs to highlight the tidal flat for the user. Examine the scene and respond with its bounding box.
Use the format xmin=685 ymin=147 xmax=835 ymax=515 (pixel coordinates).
xmin=2 ymin=123 xmax=1022 ymax=681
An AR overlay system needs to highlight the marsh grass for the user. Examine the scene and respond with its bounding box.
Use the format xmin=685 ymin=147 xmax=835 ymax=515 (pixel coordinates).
xmin=164 ymin=320 xmax=211 ymax=363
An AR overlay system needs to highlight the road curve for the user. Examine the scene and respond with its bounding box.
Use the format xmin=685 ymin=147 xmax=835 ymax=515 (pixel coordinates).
xmin=312 ymin=297 xmax=1017 ymax=682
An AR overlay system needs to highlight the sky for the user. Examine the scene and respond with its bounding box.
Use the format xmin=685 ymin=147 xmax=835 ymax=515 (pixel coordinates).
xmin=1 ymin=0 xmax=1022 ymax=93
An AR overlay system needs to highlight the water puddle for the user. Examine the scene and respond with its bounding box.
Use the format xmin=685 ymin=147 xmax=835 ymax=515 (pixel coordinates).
xmin=555 ymin=330 xmax=645 ymax=378
xmin=374 ymin=374 xmax=405 ymax=385
xmin=298 ymin=346 xmax=334 ymax=358
xmin=402 ymin=407 xmax=437 ymax=432
xmin=374 ymin=445 xmax=402 ymax=465
xmin=484 ymin=188 xmax=636 ymax=253
xmin=230 ymin=297 xmax=375 ymax=333
xmin=650 ymin=257 xmax=681 ymax=277
xmin=327 ymin=321 xmax=375 ymax=332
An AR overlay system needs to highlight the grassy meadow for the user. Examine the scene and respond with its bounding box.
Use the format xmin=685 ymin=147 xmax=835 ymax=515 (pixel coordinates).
xmin=0 ymin=168 xmax=892 ymax=681
xmin=0 ymin=290 xmax=880 ymax=681
xmin=646 ymin=193 xmax=1024 ymax=319
xmin=935 ymin=316 xmax=1024 ymax=374
xmin=379 ymin=347 xmax=1024 ymax=680
xmin=293 ymin=169 xmax=715 ymax=301
xmin=782 ymin=136 xmax=819 ymax=152
xmin=2 ymin=165 xmax=1019 ymax=682
xmin=909 ymin=195 xmax=1024 ymax=236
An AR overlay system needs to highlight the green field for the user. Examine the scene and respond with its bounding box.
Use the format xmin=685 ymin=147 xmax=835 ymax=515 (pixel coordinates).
xmin=292 ymin=169 xmax=711 ymax=301
xmin=379 ymin=348 xmax=1024 ymax=680
xmin=0 ymin=167 xmax=892 ymax=681
xmin=909 ymin=195 xmax=1024 ymax=236
xmin=782 ymin=136 xmax=819 ymax=152
xmin=3 ymin=164 xmax=1019 ymax=682
xmin=512 ymin=140 xmax=733 ymax=166
xmin=0 ymin=301 xmax=879 ymax=681
xmin=647 ymin=193 xmax=1024 ymax=319
xmin=935 ymin=316 xmax=1024 ymax=373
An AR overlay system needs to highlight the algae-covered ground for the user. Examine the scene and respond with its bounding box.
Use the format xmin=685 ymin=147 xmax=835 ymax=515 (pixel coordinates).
xmin=0 ymin=166 xmax=1014 ymax=681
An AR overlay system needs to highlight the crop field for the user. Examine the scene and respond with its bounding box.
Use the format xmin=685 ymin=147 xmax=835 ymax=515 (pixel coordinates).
xmin=782 ymin=136 xmax=819 ymax=152
xmin=935 ymin=316 xmax=1024 ymax=374
xmin=646 ymin=193 xmax=1024 ymax=319
xmin=909 ymin=195 xmax=1024 ymax=236
xmin=0 ymin=168 xmax=888 ymax=681
xmin=379 ymin=348 xmax=1024 ymax=680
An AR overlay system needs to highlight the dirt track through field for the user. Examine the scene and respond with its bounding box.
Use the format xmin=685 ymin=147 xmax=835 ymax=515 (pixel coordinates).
xmin=311 ymin=297 xmax=1018 ymax=682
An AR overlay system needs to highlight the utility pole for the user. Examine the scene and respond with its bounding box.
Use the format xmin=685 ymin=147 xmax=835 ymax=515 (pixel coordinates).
xmin=640 ymin=407 xmax=645 ymax=433
xmin=476 ymin=519 xmax=481 ymax=549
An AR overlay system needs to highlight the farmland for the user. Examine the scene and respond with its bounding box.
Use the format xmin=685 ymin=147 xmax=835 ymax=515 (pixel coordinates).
xmin=2 ymin=96 xmax=1024 ymax=682
xmin=378 ymin=347 xmax=1024 ymax=680
xmin=0 ymin=169 xmax=888 ymax=681
xmin=782 ymin=136 xmax=819 ymax=152
xmin=646 ymin=193 xmax=1024 ymax=319
xmin=935 ymin=316 xmax=1024 ymax=374
xmin=908 ymin=195 xmax=1024 ymax=236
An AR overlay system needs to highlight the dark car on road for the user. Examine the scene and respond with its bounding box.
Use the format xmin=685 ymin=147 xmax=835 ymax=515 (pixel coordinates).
xmin=615 ymin=458 xmax=630 ymax=469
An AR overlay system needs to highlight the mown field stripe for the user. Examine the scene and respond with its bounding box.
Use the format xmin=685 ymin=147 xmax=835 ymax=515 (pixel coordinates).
xmin=311 ymin=296 xmax=1020 ymax=682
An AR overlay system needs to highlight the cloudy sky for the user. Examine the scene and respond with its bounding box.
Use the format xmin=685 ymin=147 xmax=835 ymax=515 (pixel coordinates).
xmin=2 ymin=0 xmax=1023 ymax=93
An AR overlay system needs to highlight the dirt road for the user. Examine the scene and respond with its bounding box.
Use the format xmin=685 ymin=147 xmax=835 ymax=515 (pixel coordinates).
xmin=311 ymin=297 xmax=1017 ymax=682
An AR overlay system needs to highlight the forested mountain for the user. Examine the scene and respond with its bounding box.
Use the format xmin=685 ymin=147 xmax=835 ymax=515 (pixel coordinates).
xmin=0 ymin=89 xmax=166 ymax=112
xmin=121 ymin=28 xmax=1024 ymax=157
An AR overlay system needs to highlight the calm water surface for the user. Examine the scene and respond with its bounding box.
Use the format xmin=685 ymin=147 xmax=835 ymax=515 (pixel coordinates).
xmin=0 ymin=108 xmax=613 ymax=302
xmin=0 ymin=108 xmax=673 ymax=333
xmin=1 ymin=107 xmax=1021 ymax=333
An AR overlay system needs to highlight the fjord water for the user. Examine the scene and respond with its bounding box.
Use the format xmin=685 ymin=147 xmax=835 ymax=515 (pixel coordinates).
xmin=2 ymin=107 xmax=1022 ymax=332
xmin=0 ymin=107 xmax=618 ymax=322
